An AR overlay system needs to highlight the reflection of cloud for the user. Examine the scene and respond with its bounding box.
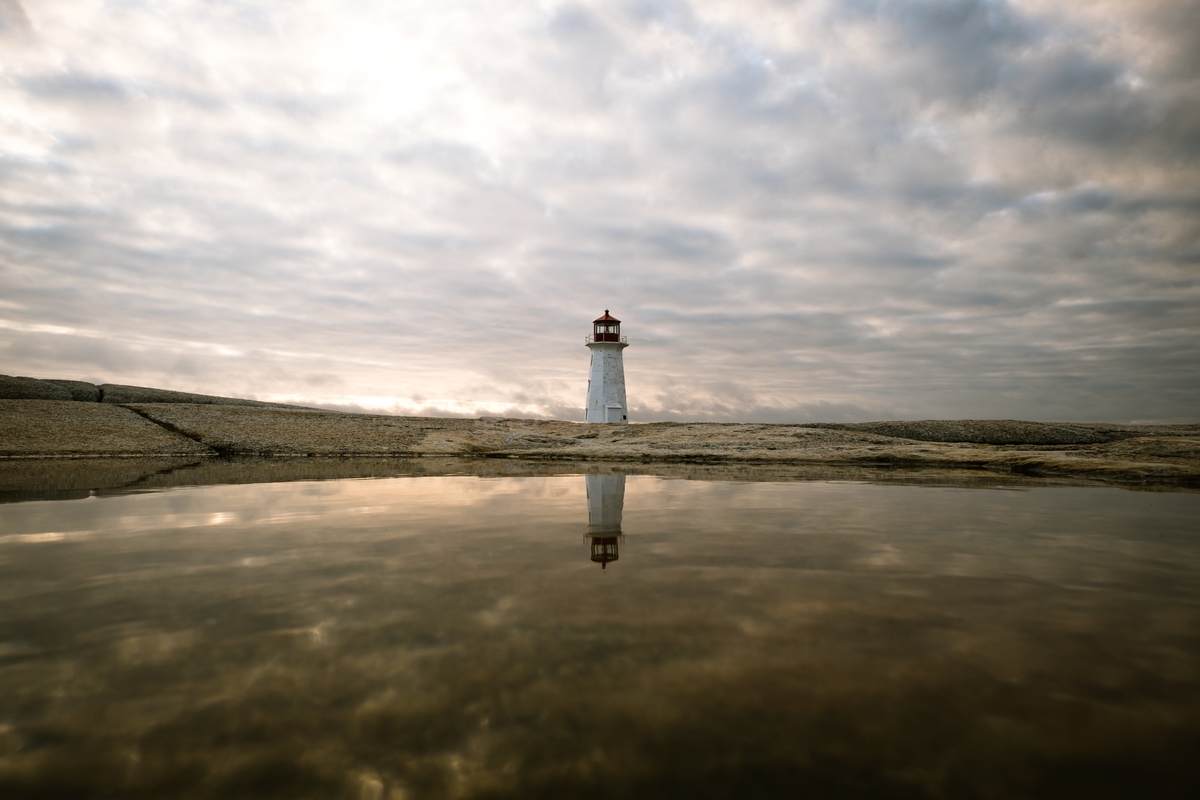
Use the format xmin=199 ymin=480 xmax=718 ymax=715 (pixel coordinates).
xmin=1 ymin=475 xmax=1197 ymax=795
xmin=0 ymin=1 xmax=1197 ymax=421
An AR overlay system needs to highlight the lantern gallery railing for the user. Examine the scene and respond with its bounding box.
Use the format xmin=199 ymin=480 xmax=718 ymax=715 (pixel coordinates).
xmin=586 ymin=334 xmax=629 ymax=343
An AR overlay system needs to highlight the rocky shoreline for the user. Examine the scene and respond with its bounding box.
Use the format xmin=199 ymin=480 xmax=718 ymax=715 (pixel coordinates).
xmin=2 ymin=391 xmax=1198 ymax=489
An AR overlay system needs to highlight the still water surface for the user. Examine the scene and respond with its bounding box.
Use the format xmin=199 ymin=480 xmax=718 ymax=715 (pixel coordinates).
xmin=1 ymin=471 xmax=1198 ymax=798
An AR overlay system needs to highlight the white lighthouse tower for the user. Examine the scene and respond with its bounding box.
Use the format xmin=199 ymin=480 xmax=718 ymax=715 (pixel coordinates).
xmin=584 ymin=310 xmax=629 ymax=424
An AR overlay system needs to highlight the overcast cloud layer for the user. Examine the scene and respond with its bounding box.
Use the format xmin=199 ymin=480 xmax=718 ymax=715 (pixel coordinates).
xmin=1 ymin=0 xmax=1198 ymax=422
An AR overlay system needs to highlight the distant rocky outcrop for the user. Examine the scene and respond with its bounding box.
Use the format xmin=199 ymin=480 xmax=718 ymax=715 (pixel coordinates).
xmin=97 ymin=384 xmax=290 ymax=408
xmin=0 ymin=375 xmax=74 ymax=401
xmin=799 ymin=420 xmax=1158 ymax=446
xmin=0 ymin=375 xmax=292 ymax=408
xmin=45 ymin=379 xmax=102 ymax=402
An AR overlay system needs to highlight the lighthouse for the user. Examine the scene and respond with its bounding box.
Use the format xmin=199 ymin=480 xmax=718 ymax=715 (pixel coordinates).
xmin=585 ymin=310 xmax=629 ymax=424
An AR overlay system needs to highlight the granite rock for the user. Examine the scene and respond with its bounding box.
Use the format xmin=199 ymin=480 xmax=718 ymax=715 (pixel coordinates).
xmin=119 ymin=404 xmax=1200 ymax=487
xmin=44 ymin=379 xmax=101 ymax=402
xmin=0 ymin=375 xmax=73 ymax=401
xmin=99 ymin=384 xmax=294 ymax=407
xmin=800 ymin=420 xmax=1151 ymax=445
xmin=0 ymin=400 xmax=215 ymax=457
xmin=2 ymin=397 xmax=1197 ymax=487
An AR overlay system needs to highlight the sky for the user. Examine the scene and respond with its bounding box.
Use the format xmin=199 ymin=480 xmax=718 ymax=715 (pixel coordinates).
xmin=1 ymin=0 xmax=1197 ymax=423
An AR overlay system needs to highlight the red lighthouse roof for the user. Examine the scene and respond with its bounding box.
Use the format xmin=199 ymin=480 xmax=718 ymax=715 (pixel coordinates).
xmin=593 ymin=309 xmax=620 ymax=324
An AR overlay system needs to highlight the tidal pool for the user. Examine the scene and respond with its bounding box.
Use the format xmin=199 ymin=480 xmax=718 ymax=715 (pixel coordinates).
xmin=0 ymin=468 xmax=1198 ymax=798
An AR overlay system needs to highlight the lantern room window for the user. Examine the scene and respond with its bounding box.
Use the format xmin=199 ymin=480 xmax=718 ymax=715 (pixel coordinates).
xmin=591 ymin=310 xmax=623 ymax=342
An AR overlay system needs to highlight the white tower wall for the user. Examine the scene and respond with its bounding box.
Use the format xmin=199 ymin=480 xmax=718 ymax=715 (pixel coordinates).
xmin=585 ymin=341 xmax=628 ymax=423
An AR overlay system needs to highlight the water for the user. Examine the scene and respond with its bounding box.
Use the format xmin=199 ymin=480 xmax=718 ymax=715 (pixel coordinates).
xmin=1 ymin=467 xmax=1198 ymax=798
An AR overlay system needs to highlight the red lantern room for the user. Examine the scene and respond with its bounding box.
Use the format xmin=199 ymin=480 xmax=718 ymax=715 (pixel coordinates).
xmin=592 ymin=310 xmax=622 ymax=342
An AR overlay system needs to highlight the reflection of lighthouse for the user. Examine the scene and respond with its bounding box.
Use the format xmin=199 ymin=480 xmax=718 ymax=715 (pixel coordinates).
xmin=585 ymin=474 xmax=625 ymax=570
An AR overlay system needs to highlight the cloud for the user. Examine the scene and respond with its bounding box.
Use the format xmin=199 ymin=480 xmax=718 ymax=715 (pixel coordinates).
xmin=0 ymin=0 xmax=1197 ymax=422
xmin=0 ymin=0 xmax=30 ymax=34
